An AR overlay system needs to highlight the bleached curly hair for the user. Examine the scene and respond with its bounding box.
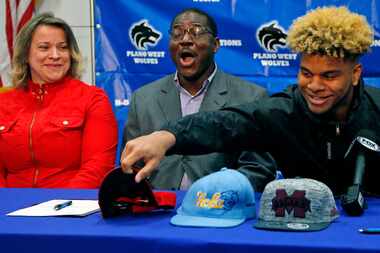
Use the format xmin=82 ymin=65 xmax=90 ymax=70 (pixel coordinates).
xmin=287 ymin=6 xmax=373 ymax=60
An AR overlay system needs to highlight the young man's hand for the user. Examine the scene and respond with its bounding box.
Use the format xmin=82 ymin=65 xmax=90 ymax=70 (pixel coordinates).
xmin=120 ymin=131 xmax=176 ymax=183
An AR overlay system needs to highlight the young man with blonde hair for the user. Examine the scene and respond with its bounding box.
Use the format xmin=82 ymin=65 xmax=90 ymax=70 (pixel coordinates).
xmin=121 ymin=6 xmax=380 ymax=196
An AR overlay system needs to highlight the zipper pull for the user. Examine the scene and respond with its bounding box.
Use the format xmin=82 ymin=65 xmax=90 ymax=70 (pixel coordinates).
xmin=336 ymin=123 xmax=341 ymax=136
xmin=326 ymin=142 xmax=332 ymax=160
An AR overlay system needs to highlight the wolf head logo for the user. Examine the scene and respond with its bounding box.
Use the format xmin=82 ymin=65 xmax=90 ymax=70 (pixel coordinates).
xmin=129 ymin=20 xmax=161 ymax=50
xmin=257 ymin=21 xmax=287 ymax=52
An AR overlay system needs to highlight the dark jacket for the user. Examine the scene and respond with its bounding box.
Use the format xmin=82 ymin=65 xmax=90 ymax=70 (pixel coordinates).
xmin=164 ymin=80 xmax=380 ymax=195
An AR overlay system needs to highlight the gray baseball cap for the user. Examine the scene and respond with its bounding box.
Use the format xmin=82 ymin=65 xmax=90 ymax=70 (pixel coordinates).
xmin=255 ymin=178 xmax=339 ymax=231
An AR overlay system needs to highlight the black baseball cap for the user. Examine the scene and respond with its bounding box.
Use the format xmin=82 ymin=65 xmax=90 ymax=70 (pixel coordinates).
xmin=98 ymin=167 xmax=176 ymax=218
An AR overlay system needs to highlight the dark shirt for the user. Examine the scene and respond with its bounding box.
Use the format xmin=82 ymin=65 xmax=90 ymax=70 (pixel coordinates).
xmin=163 ymin=80 xmax=380 ymax=196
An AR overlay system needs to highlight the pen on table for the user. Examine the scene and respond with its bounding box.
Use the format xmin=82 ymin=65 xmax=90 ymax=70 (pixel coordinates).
xmin=358 ymin=228 xmax=380 ymax=234
xmin=54 ymin=200 xmax=73 ymax=211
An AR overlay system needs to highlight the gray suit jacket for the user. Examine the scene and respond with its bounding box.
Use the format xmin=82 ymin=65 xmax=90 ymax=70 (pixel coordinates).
xmin=123 ymin=69 xmax=277 ymax=191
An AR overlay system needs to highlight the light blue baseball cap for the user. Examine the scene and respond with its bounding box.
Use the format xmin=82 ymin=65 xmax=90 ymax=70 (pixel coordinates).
xmin=170 ymin=168 xmax=256 ymax=228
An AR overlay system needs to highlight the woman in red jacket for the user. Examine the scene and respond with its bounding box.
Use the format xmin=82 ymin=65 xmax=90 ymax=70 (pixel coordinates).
xmin=0 ymin=13 xmax=118 ymax=188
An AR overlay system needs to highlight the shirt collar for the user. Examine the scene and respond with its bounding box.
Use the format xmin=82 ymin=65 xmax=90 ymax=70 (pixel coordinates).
xmin=174 ymin=63 xmax=218 ymax=97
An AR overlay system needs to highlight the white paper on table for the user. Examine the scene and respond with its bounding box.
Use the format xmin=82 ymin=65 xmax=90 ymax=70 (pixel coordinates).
xmin=6 ymin=199 xmax=100 ymax=217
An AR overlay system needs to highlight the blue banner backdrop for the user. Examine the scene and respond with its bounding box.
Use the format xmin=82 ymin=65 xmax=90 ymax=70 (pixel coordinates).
xmin=94 ymin=0 xmax=380 ymax=161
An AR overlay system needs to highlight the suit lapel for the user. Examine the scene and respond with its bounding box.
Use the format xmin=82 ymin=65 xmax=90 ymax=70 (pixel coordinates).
xmin=157 ymin=77 xmax=182 ymax=121
xmin=199 ymin=70 xmax=228 ymax=112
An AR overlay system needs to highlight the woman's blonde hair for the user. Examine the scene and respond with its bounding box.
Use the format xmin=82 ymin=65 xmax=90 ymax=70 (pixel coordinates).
xmin=11 ymin=12 xmax=83 ymax=88
xmin=287 ymin=6 xmax=373 ymax=61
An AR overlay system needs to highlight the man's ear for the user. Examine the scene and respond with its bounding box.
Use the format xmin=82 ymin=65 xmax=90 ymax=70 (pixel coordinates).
xmin=352 ymin=63 xmax=362 ymax=86
xmin=213 ymin=37 xmax=220 ymax=53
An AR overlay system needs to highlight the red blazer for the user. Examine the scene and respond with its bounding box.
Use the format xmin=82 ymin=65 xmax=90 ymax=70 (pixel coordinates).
xmin=0 ymin=77 xmax=117 ymax=188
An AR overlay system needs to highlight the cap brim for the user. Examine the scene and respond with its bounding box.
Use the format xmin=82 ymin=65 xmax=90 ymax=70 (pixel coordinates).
xmin=254 ymin=219 xmax=330 ymax=231
xmin=170 ymin=214 xmax=245 ymax=228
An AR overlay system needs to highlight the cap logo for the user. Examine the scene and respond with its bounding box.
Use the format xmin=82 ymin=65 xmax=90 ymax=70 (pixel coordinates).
xmin=196 ymin=190 xmax=238 ymax=210
xmin=272 ymin=189 xmax=311 ymax=218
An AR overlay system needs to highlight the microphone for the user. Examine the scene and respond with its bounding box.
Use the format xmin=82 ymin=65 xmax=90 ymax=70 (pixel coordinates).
xmin=341 ymin=129 xmax=380 ymax=216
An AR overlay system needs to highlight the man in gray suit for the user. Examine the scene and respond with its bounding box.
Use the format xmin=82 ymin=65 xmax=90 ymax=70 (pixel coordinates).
xmin=122 ymin=8 xmax=276 ymax=191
